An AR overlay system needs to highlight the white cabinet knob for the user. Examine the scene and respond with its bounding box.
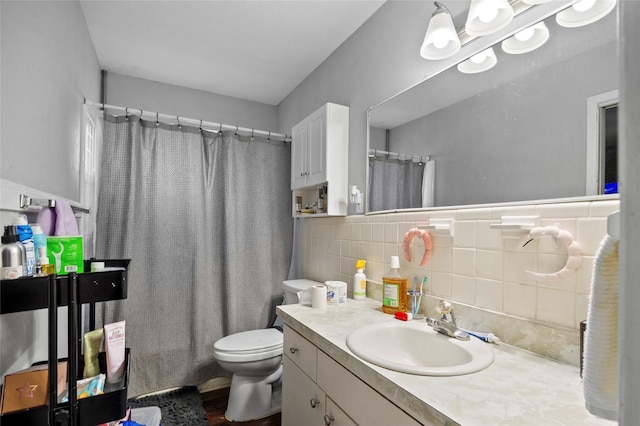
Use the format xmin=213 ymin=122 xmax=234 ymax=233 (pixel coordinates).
xmin=324 ymin=414 xmax=335 ymax=425
xmin=309 ymin=398 xmax=320 ymax=408
xmin=289 ymin=347 xmax=298 ymax=354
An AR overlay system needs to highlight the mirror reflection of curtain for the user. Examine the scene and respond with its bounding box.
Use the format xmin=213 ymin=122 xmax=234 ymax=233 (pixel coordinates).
xmin=368 ymin=157 xmax=425 ymax=212
xmin=96 ymin=115 xmax=292 ymax=396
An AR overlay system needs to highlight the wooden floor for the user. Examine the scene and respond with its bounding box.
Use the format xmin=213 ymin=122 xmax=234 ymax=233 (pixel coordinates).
xmin=201 ymin=387 xmax=281 ymax=426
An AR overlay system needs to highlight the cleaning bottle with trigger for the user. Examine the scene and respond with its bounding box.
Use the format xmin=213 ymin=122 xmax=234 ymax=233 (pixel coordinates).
xmin=353 ymin=259 xmax=367 ymax=301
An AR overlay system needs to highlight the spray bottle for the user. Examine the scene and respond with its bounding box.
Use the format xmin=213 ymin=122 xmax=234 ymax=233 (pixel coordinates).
xmin=353 ymin=259 xmax=367 ymax=301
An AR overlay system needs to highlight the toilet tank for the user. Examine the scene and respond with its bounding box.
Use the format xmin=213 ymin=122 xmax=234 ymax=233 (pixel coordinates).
xmin=282 ymin=279 xmax=321 ymax=304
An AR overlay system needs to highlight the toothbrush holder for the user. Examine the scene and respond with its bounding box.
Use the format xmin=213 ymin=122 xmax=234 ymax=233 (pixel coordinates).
xmin=406 ymin=290 xmax=424 ymax=320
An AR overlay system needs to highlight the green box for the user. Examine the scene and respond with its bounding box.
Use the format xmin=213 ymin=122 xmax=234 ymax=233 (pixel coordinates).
xmin=46 ymin=236 xmax=84 ymax=275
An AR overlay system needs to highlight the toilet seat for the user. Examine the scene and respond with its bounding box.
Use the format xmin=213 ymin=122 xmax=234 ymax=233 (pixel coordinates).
xmin=214 ymin=328 xmax=283 ymax=362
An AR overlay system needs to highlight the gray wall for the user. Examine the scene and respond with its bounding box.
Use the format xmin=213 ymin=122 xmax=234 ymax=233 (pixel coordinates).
xmin=106 ymin=73 xmax=278 ymax=133
xmin=0 ymin=0 xmax=101 ymax=380
xmin=620 ymin=2 xmax=640 ymax=422
xmin=278 ymin=1 xmax=447 ymax=199
xmin=0 ymin=0 xmax=101 ymax=201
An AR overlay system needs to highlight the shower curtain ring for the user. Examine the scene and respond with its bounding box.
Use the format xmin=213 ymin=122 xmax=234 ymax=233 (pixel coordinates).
xmin=139 ymin=109 xmax=144 ymax=119
xmin=177 ymin=116 xmax=181 ymax=128
xmin=219 ymin=123 xmax=223 ymax=134
xmin=199 ymin=120 xmax=203 ymax=132
xmin=125 ymin=107 xmax=129 ymax=120
xmin=251 ymin=129 xmax=255 ymax=141
xmin=235 ymin=125 xmax=239 ymax=136
xmin=156 ymin=112 xmax=159 ymax=126
xmin=267 ymin=131 xmax=270 ymax=141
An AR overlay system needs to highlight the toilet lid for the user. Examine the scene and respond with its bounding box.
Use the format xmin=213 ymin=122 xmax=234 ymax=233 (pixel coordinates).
xmin=282 ymin=279 xmax=321 ymax=294
xmin=214 ymin=328 xmax=283 ymax=354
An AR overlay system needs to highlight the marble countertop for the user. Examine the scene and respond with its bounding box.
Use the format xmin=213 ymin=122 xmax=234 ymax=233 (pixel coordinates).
xmin=277 ymin=299 xmax=615 ymax=426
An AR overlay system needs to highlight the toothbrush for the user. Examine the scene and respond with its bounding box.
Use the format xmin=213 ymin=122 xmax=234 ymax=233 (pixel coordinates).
xmin=416 ymin=277 xmax=427 ymax=316
xmin=411 ymin=276 xmax=420 ymax=317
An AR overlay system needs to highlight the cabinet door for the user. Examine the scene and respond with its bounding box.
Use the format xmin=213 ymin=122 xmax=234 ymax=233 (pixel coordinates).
xmin=306 ymin=107 xmax=327 ymax=187
xmin=291 ymin=120 xmax=308 ymax=190
xmin=282 ymin=356 xmax=326 ymax=426
xmin=317 ymin=351 xmax=421 ymax=426
xmin=325 ymin=397 xmax=357 ymax=426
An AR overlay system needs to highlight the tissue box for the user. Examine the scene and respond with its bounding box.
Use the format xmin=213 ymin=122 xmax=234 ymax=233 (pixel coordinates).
xmin=0 ymin=362 xmax=67 ymax=414
xmin=47 ymin=236 xmax=84 ymax=275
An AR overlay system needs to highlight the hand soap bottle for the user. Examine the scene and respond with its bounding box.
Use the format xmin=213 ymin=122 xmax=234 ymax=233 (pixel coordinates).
xmin=353 ymin=259 xmax=367 ymax=301
xmin=382 ymin=256 xmax=407 ymax=315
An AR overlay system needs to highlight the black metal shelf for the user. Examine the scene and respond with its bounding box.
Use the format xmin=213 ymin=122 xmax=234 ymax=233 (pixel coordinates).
xmin=0 ymin=259 xmax=131 ymax=426
xmin=0 ymin=350 xmax=130 ymax=426
xmin=0 ymin=259 xmax=129 ymax=314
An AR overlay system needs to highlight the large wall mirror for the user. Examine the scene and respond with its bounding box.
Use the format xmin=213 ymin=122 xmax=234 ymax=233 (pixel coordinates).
xmin=367 ymin=0 xmax=618 ymax=213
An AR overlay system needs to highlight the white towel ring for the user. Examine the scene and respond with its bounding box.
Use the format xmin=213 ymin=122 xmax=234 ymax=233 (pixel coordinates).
xmin=520 ymin=225 xmax=582 ymax=282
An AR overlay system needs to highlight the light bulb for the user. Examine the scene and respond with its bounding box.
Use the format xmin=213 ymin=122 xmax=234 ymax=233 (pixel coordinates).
xmin=573 ymin=0 xmax=597 ymax=12
xmin=478 ymin=7 xmax=498 ymax=23
xmin=431 ymin=30 xmax=449 ymax=49
xmin=471 ymin=51 xmax=487 ymax=64
xmin=515 ymin=27 xmax=535 ymax=42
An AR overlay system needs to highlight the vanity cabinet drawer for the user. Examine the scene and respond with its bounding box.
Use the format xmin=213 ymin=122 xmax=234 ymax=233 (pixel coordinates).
xmin=284 ymin=325 xmax=318 ymax=381
xmin=317 ymin=351 xmax=421 ymax=426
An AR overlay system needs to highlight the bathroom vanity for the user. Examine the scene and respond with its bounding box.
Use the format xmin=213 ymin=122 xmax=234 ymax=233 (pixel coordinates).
xmin=277 ymin=299 xmax=615 ymax=425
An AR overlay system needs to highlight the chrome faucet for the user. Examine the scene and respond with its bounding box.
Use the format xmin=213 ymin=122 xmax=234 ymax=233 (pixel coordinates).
xmin=425 ymin=300 xmax=470 ymax=341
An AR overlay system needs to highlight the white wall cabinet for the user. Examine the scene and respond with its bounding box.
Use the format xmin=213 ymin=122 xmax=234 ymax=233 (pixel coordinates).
xmin=291 ymin=103 xmax=349 ymax=217
xmin=282 ymin=326 xmax=420 ymax=426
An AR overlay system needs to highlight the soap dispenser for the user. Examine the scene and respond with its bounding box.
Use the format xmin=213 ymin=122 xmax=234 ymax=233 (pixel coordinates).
xmin=381 ymin=256 xmax=407 ymax=315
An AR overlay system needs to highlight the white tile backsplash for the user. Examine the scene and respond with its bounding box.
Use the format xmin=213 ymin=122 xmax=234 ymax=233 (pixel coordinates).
xmin=475 ymin=249 xmax=504 ymax=280
xmin=300 ymin=198 xmax=618 ymax=332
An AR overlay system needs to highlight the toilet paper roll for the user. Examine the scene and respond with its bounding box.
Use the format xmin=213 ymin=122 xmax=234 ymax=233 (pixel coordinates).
xmin=325 ymin=281 xmax=347 ymax=305
xmin=311 ymin=285 xmax=327 ymax=309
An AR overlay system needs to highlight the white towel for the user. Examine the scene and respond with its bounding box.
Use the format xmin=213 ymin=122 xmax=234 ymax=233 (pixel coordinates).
xmin=583 ymin=234 xmax=619 ymax=420
xmin=421 ymin=160 xmax=435 ymax=208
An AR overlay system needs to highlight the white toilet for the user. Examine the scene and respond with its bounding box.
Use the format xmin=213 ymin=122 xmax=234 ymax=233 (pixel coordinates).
xmin=213 ymin=279 xmax=320 ymax=422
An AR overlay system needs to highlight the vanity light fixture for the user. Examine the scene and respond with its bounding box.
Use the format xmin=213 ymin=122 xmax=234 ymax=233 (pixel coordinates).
xmin=501 ymin=21 xmax=550 ymax=54
xmin=457 ymin=47 xmax=497 ymax=73
xmin=465 ymin=0 xmax=514 ymax=36
xmin=420 ymin=2 xmax=461 ymax=60
xmin=556 ymin=0 xmax=616 ymax=28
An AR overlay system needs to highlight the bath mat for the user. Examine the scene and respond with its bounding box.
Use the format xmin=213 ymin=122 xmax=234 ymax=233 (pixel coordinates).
xmin=128 ymin=386 xmax=208 ymax=426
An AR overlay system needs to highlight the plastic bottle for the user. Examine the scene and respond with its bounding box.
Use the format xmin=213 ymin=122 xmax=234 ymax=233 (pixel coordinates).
xmin=353 ymin=259 xmax=367 ymax=301
xmin=31 ymin=223 xmax=47 ymax=260
xmin=382 ymin=255 xmax=407 ymax=315
xmin=13 ymin=215 xmax=35 ymax=276
xmin=1 ymin=232 xmax=25 ymax=279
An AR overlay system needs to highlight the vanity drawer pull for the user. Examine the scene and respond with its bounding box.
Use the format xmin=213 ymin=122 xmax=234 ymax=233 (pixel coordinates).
xmin=310 ymin=398 xmax=320 ymax=408
xmin=289 ymin=347 xmax=299 ymax=354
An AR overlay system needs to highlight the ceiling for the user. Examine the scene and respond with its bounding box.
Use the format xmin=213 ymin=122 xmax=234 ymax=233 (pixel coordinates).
xmin=79 ymin=1 xmax=387 ymax=106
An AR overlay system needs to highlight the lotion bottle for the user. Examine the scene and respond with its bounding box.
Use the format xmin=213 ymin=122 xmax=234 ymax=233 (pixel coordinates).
xmin=353 ymin=259 xmax=367 ymax=301
xmin=382 ymin=255 xmax=407 ymax=315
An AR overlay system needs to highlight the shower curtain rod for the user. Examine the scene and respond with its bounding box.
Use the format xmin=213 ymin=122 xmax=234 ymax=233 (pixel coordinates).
xmin=84 ymin=100 xmax=291 ymax=142
xmin=369 ymin=148 xmax=430 ymax=163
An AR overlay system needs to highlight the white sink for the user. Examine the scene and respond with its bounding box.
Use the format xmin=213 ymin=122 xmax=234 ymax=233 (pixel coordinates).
xmin=346 ymin=320 xmax=494 ymax=376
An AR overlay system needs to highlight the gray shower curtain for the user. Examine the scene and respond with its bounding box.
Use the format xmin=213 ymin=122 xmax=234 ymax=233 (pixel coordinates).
xmin=368 ymin=157 xmax=424 ymax=212
xmin=96 ymin=115 xmax=293 ymax=396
